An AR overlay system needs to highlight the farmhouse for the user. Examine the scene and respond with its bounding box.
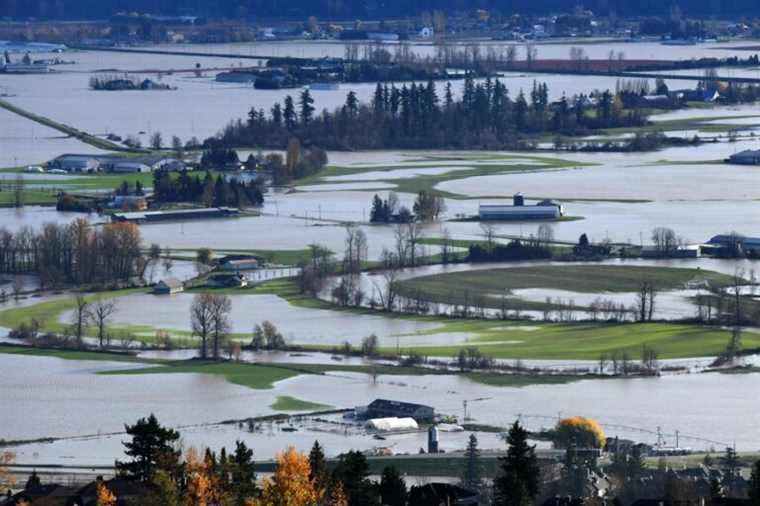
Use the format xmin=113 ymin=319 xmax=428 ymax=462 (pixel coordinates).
xmin=154 ymin=278 xmax=184 ymax=294
xmin=365 ymin=399 xmax=435 ymax=422
xmin=479 ymin=194 xmax=564 ymax=221
xmin=207 ymin=272 xmax=248 ymax=288
xmin=219 ymin=256 xmax=260 ymax=272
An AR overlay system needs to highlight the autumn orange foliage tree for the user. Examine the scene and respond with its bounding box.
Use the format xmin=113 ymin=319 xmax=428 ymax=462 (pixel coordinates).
xmin=555 ymin=416 xmax=606 ymax=449
xmin=96 ymin=481 xmax=117 ymax=506
xmin=248 ymin=447 xmax=323 ymax=506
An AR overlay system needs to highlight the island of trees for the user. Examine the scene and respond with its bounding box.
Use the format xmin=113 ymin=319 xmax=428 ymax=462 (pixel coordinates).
xmin=209 ymin=78 xmax=646 ymax=151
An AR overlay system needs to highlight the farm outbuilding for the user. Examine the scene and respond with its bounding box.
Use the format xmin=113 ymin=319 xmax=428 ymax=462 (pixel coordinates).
xmin=365 ymin=399 xmax=435 ymax=422
xmin=365 ymin=417 xmax=419 ymax=432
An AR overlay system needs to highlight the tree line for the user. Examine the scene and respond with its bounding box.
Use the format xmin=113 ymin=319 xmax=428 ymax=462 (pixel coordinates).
xmin=93 ymin=413 xmax=541 ymax=506
xmin=210 ymin=78 xmax=646 ymax=151
xmin=152 ymin=169 xmax=264 ymax=207
xmin=0 ymin=219 xmax=145 ymax=288
xmin=7 ymin=0 xmax=760 ymax=21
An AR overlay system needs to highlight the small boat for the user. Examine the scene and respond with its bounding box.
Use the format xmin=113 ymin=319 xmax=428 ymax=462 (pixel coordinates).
xmin=281 ymin=426 xmax=298 ymax=432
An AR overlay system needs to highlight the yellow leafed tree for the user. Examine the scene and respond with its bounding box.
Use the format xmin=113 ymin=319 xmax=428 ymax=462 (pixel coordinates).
xmin=0 ymin=451 xmax=15 ymax=488
xmin=249 ymin=447 xmax=323 ymax=506
xmin=555 ymin=416 xmax=606 ymax=449
xmin=326 ymin=481 xmax=348 ymax=506
xmin=183 ymin=447 xmax=213 ymax=506
xmin=96 ymin=481 xmax=117 ymax=506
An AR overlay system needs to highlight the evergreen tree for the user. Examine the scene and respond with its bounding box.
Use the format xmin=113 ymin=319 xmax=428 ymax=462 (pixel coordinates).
xmin=494 ymin=421 xmax=539 ymax=506
xmin=271 ymin=102 xmax=283 ymax=127
xmin=231 ymin=440 xmax=257 ymax=505
xmin=308 ymin=441 xmax=328 ymax=488
xmin=379 ymin=466 xmax=407 ymax=506
xmin=332 ymin=450 xmax=378 ymax=505
xmin=299 ymin=88 xmax=315 ymax=125
xmin=115 ymin=414 xmax=180 ymax=483
xmin=283 ymin=95 xmax=296 ymax=130
xmin=462 ymin=434 xmax=483 ymax=492
xmin=751 ymin=461 xmax=760 ymax=506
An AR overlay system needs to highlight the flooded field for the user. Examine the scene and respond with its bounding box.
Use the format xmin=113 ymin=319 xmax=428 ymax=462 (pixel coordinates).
xmin=2 ymin=37 xmax=760 ymax=471
xmin=3 ymin=351 xmax=760 ymax=467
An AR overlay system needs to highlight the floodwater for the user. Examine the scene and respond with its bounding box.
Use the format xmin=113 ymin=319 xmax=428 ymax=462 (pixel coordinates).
xmin=0 ymin=42 xmax=716 ymax=160
xmin=59 ymin=292 xmax=454 ymax=346
xmin=3 ymin=352 xmax=760 ymax=467
xmin=2 ymin=39 xmax=760 ymax=467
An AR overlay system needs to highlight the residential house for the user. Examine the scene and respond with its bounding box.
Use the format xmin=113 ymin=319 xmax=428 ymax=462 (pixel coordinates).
xmin=223 ymin=170 xmax=259 ymax=185
xmin=206 ymin=272 xmax=248 ymax=288
xmin=408 ymin=483 xmax=479 ymax=506
xmin=69 ymin=477 xmax=151 ymax=506
xmin=219 ymin=256 xmax=260 ymax=272
xmin=154 ymin=277 xmax=184 ymax=294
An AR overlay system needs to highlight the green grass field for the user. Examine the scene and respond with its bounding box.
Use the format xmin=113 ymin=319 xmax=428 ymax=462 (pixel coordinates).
xmin=391 ymin=320 xmax=752 ymax=360
xmin=100 ymin=360 xmax=300 ymax=389
xmin=0 ymin=344 xmax=144 ymax=363
xmin=396 ymin=265 xmax=734 ymax=311
xmin=0 ymin=288 xmax=149 ymax=335
xmin=270 ymin=396 xmax=332 ymax=412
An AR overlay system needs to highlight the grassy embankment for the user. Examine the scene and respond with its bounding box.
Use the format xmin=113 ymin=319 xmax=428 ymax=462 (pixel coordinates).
xmin=0 ymin=98 xmax=135 ymax=152
xmin=395 ymin=265 xmax=735 ymax=312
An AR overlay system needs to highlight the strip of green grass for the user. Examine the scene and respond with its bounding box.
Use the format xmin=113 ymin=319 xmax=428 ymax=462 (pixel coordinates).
xmin=0 ymin=344 xmax=144 ymax=363
xmin=398 ymin=264 xmax=733 ymax=301
xmin=100 ymin=360 xmax=300 ymax=389
xmin=270 ymin=396 xmax=332 ymax=412
xmin=296 ymin=155 xmax=588 ymax=198
xmin=391 ymin=321 xmax=751 ymax=360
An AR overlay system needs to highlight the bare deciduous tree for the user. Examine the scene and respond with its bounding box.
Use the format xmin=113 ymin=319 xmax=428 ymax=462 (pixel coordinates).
xmin=191 ymin=293 xmax=215 ymax=359
xmin=71 ymin=295 xmax=91 ymax=346
xmin=92 ymin=298 xmax=117 ymax=349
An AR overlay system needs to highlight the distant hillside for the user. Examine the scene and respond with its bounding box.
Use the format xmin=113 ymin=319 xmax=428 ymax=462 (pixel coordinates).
xmin=2 ymin=0 xmax=758 ymax=21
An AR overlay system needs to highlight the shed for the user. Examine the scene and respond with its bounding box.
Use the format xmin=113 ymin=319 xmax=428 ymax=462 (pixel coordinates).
xmin=154 ymin=277 xmax=183 ymax=294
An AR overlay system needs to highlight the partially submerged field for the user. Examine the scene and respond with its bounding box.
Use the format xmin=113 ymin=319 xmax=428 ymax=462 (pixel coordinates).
xmin=396 ymin=265 xmax=734 ymax=311
xmin=391 ymin=321 xmax=749 ymax=360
